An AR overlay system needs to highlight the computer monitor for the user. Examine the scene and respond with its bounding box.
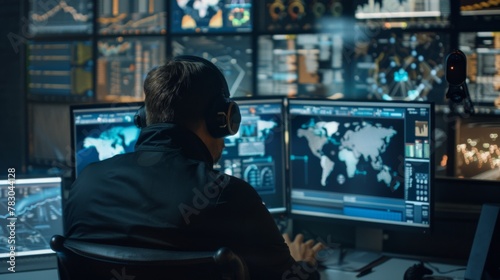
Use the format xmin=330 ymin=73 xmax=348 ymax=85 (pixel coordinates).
xmin=258 ymin=0 xmax=306 ymax=32
xmin=352 ymin=29 xmax=449 ymax=104
xmin=460 ymin=0 xmax=500 ymax=29
xmin=257 ymin=33 xmax=345 ymax=99
xmin=215 ymin=98 xmax=287 ymax=214
xmin=27 ymin=40 xmax=93 ymax=101
xmin=96 ymin=36 xmax=166 ymax=102
xmin=28 ymin=0 xmax=93 ymax=36
xmin=354 ymin=0 xmax=450 ymax=28
xmin=0 ymin=177 xmax=63 ymax=271
xmin=459 ymin=31 xmax=500 ymax=108
xmin=288 ymin=99 xmax=433 ymax=232
xmin=70 ymin=102 xmax=142 ymax=178
xmin=97 ymin=0 xmax=167 ymax=35
xmin=170 ymin=0 xmax=252 ymax=33
xmin=258 ymin=0 xmax=345 ymax=32
xmin=171 ymin=35 xmax=253 ymax=97
xmin=461 ymin=0 xmax=500 ymax=16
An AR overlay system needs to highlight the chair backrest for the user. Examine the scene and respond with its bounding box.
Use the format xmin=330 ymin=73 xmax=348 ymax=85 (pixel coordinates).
xmin=50 ymin=235 xmax=250 ymax=280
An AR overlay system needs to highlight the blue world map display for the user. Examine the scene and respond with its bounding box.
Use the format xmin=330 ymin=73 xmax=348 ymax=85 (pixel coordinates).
xmin=291 ymin=115 xmax=406 ymax=199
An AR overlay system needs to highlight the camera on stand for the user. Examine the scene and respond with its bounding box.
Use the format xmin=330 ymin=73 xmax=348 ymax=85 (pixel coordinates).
xmin=445 ymin=49 xmax=475 ymax=115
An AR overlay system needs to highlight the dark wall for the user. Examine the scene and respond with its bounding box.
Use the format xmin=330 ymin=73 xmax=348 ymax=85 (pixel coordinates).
xmin=0 ymin=0 xmax=25 ymax=173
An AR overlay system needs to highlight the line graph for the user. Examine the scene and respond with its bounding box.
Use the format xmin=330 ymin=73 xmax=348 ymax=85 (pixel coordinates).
xmin=31 ymin=0 xmax=89 ymax=22
xmin=98 ymin=0 xmax=166 ymax=35
xmin=0 ymin=185 xmax=63 ymax=256
xmin=29 ymin=0 xmax=92 ymax=35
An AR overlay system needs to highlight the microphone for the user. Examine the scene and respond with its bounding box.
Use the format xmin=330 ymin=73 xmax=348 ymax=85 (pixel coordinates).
xmin=445 ymin=49 xmax=474 ymax=115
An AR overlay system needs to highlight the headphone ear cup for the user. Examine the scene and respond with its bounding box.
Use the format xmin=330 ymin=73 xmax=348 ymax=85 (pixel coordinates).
xmin=134 ymin=105 xmax=147 ymax=128
xmin=228 ymin=101 xmax=241 ymax=134
xmin=206 ymin=98 xmax=241 ymax=138
xmin=172 ymin=55 xmax=240 ymax=137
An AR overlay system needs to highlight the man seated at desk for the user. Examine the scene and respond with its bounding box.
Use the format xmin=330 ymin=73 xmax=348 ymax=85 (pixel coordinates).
xmin=64 ymin=55 xmax=324 ymax=279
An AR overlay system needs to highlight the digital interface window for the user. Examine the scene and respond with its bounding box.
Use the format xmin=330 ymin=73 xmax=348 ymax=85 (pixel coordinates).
xmin=28 ymin=0 xmax=93 ymax=35
xmin=71 ymin=103 xmax=142 ymax=177
xmin=354 ymin=0 xmax=450 ymax=28
xmin=0 ymin=178 xmax=63 ymax=258
xmin=215 ymin=98 xmax=287 ymax=213
xmin=172 ymin=35 xmax=253 ymax=97
xmin=96 ymin=36 xmax=166 ymax=101
xmin=455 ymin=115 xmax=500 ymax=181
xmin=352 ymin=30 xmax=449 ymax=104
xmin=258 ymin=33 xmax=345 ymax=98
xmin=289 ymin=99 xmax=433 ymax=230
xmin=460 ymin=0 xmax=500 ymax=16
xmin=170 ymin=0 xmax=252 ymax=33
xmin=97 ymin=0 xmax=166 ymax=35
xmin=459 ymin=32 xmax=500 ymax=108
xmin=27 ymin=40 xmax=93 ymax=99
xmin=258 ymin=0 xmax=346 ymax=32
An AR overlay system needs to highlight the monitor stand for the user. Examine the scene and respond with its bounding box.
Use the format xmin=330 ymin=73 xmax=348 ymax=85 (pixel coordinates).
xmin=320 ymin=227 xmax=385 ymax=272
xmin=355 ymin=227 xmax=384 ymax=252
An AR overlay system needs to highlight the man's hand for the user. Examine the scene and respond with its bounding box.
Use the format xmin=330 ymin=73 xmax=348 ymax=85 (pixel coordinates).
xmin=283 ymin=233 xmax=325 ymax=266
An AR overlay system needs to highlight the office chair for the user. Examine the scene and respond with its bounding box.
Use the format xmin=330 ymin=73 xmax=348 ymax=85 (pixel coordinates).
xmin=50 ymin=235 xmax=250 ymax=280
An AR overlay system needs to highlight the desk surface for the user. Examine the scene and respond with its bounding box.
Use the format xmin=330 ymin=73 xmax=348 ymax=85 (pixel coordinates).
xmin=1 ymin=257 xmax=466 ymax=280
xmin=321 ymin=257 xmax=466 ymax=280
xmin=2 ymin=269 xmax=58 ymax=280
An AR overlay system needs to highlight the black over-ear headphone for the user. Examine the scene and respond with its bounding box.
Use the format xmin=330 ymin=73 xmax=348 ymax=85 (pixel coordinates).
xmin=134 ymin=105 xmax=147 ymax=129
xmin=134 ymin=55 xmax=241 ymax=138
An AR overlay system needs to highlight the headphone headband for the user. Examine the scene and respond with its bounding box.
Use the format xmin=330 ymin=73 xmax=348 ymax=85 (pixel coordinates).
xmin=135 ymin=55 xmax=241 ymax=138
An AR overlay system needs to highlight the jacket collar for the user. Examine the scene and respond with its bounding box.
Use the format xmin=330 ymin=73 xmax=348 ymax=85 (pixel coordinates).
xmin=135 ymin=123 xmax=214 ymax=166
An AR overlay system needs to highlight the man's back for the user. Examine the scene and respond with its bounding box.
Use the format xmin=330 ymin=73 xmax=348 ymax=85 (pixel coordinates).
xmin=64 ymin=123 xmax=296 ymax=279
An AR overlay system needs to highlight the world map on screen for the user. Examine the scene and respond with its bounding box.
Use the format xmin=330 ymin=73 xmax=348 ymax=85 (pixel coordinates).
xmin=297 ymin=119 xmax=399 ymax=191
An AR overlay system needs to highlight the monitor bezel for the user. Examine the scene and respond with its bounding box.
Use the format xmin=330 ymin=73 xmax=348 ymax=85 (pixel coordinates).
xmin=226 ymin=96 xmax=289 ymax=214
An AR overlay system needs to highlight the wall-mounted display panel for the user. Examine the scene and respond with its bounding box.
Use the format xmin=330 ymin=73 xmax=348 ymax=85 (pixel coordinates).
xmin=170 ymin=0 xmax=252 ymax=33
xmin=257 ymin=33 xmax=345 ymax=98
xmin=352 ymin=29 xmax=449 ymax=104
xmin=97 ymin=0 xmax=166 ymax=35
xmin=27 ymin=40 xmax=93 ymax=101
xmin=96 ymin=36 xmax=166 ymax=101
xmin=354 ymin=0 xmax=450 ymax=28
xmin=172 ymin=35 xmax=253 ymax=97
xmin=28 ymin=0 xmax=93 ymax=36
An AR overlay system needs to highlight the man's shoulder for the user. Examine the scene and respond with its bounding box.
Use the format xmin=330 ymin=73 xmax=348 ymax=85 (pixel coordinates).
xmin=224 ymin=174 xmax=253 ymax=190
xmin=78 ymin=152 xmax=136 ymax=176
xmin=219 ymin=174 xmax=262 ymax=202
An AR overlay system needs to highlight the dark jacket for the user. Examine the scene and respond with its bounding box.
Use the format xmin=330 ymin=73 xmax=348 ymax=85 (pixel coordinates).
xmin=64 ymin=123 xmax=318 ymax=279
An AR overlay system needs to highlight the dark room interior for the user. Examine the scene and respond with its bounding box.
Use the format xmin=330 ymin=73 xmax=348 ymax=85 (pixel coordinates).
xmin=1 ymin=1 xmax=500 ymax=279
